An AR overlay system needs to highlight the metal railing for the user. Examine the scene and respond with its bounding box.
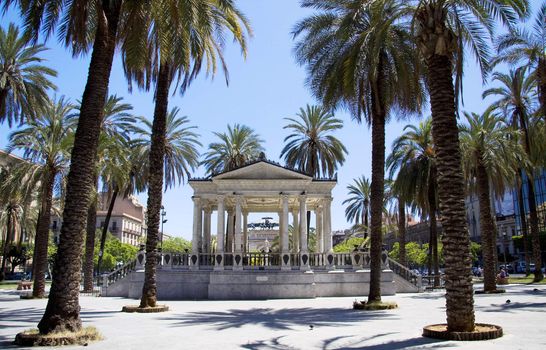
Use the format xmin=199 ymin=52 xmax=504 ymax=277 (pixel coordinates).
xmin=387 ymin=257 xmax=423 ymax=291
xmin=104 ymin=259 xmax=136 ymax=286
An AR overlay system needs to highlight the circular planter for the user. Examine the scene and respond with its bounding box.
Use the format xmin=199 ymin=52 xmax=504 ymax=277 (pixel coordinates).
xmin=474 ymin=289 xmax=506 ymax=294
xmin=353 ymin=301 xmax=398 ymax=310
xmin=14 ymin=327 xmax=101 ymax=346
xmin=423 ymin=323 xmax=503 ymax=341
xmin=121 ymin=305 xmax=169 ymax=313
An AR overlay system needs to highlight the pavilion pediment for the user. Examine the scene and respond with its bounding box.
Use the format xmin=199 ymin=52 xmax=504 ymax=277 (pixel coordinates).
xmin=212 ymin=161 xmax=312 ymax=181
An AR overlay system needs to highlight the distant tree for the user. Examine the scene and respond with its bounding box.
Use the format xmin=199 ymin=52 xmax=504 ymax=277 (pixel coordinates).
xmin=280 ymin=104 xmax=347 ymax=178
xmin=343 ymin=176 xmax=371 ymax=238
xmin=161 ymin=237 xmax=192 ymax=254
xmin=202 ymin=124 xmax=264 ymax=176
xmin=0 ymin=23 xmax=57 ymax=127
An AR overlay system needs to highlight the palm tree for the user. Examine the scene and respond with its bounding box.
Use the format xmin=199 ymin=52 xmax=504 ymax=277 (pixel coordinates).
xmin=0 ymin=23 xmax=57 ymax=127
xmin=130 ymin=108 xmax=201 ymax=190
xmin=387 ymin=118 xmax=439 ymax=284
xmin=202 ymin=124 xmax=264 ymax=176
xmin=483 ymin=67 xmax=543 ymax=281
xmin=5 ymin=0 xmax=126 ymax=333
xmin=79 ymin=95 xmax=136 ymax=293
xmin=120 ymin=1 xmax=250 ymax=309
xmin=459 ymin=110 xmax=523 ymax=292
xmin=280 ymin=104 xmax=347 ymax=178
xmin=7 ymin=96 xmax=73 ymax=298
xmin=411 ymin=0 xmax=527 ymax=331
xmin=343 ymin=176 xmax=371 ymax=238
xmin=294 ymin=0 xmax=424 ymax=304
xmin=494 ymin=3 xmax=546 ymax=118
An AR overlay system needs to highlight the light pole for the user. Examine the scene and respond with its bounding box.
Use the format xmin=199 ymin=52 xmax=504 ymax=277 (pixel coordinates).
xmin=502 ymin=229 xmax=508 ymax=270
xmin=161 ymin=206 xmax=167 ymax=250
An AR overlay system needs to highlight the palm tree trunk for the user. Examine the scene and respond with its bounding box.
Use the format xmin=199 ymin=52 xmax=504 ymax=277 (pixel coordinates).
xmin=32 ymin=170 xmax=55 ymax=298
xmin=517 ymin=171 xmax=531 ymax=275
xmin=368 ymin=69 xmax=386 ymax=303
xmin=428 ymin=166 xmax=440 ymax=287
xmin=140 ymin=62 xmax=171 ymax=308
xmin=518 ymin=110 xmax=543 ymax=281
xmin=97 ymin=189 xmax=118 ymax=274
xmin=527 ymin=178 xmax=543 ymax=281
xmin=476 ymin=156 xmax=497 ymax=292
xmin=538 ymin=58 xmax=546 ymax=119
xmin=0 ymin=212 xmax=11 ymax=280
xmin=398 ymin=199 xmax=406 ymax=267
xmin=425 ymin=52 xmax=475 ymax=331
xmin=83 ymin=179 xmax=98 ymax=293
xmin=38 ymin=1 xmax=122 ymax=334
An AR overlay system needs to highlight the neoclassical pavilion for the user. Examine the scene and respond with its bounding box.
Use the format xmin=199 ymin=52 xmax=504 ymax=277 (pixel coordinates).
xmin=101 ymin=158 xmax=412 ymax=300
xmin=188 ymin=158 xmax=336 ymax=270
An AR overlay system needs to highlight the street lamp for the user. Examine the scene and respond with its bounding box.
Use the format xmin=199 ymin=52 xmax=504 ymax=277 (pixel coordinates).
xmin=161 ymin=206 xmax=167 ymax=249
xmin=502 ymin=229 xmax=508 ymax=270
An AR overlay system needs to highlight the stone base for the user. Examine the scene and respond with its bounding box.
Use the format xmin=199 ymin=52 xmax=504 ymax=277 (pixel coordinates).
xmin=14 ymin=327 xmax=102 ymax=347
xmin=103 ymin=269 xmax=396 ymax=300
xmin=121 ymin=305 xmax=169 ymax=313
xmin=423 ymin=323 xmax=503 ymax=341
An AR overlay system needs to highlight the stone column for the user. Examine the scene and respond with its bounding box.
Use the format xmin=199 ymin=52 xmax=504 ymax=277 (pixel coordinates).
xmin=299 ymin=195 xmax=308 ymax=252
xmin=278 ymin=211 xmax=284 ymax=247
xmin=292 ymin=209 xmax=299 ymax=253
xmin=299 ymin=195 xmax=310 ymax=270
xmin=243 ymin=211 xmax=248 ymax=253
xmin=281 ymin=195 xmax=289 ymax=253
xmin=191 ymin=196 xmax=201 ymax=270
xmin=234 ymin=196 xmax=243 ymax=253
xmin=216 ymin=195 xmax=225 ymax=254
xmin=215 ymin=195 xmax=225 ymax=270
xmin=191 ymin=197 xmax=202 ymax=254
xmin=226 ymin=209 xmax=234 ymax=253
xmin=323 ymin=197 xmax=333 ymax=252
xmin=316 ymin=206 xmax=324 ymax=253
xmin=203 ymin=206 xmax=212 ymax=254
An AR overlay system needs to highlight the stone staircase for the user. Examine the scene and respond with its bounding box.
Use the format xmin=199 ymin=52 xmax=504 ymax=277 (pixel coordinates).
xmin=387 ymin=257 xmax=423 ymax=293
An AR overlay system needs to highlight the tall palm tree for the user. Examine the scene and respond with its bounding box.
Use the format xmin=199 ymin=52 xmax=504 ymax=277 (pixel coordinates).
xmin=202 ymin=124 xmax=264 ymax=176
xmin=387 ymin=118 xmax=439 ymax=283
xmin=5 ymin=0 xmax=126 ymax=334
xmin=459 ymin=110 xmax=523 ymax=292
xmin=494 ymin=3 xmax=546 ymax=118
xmin=79 ymin=95 xmax=136 ymax=293
xmin=280 ymin=104 xmax=347 ymax=178
xmin=7 ymin=96 xmax=73 ymax=298
xmin=411 ymin=0 xmax=527 ymax=331
xmin=483 ymin=67 xmax=543 ymax=281
xmin=130 ymin=108 xmax=201 ymax=190
xmin=294 ymin=0 xmax=424 ymax=304
xmin=343 ymin=176 xmax=371 ymax=237
xmin=120 ymin=1 xmax=250 ymax=309
xmin=0 ymin=23 xmax=57 ymax=126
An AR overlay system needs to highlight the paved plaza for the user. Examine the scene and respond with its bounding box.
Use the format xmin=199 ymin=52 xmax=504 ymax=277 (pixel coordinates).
xmin=0 ymin=284 xmax=545 ymax=349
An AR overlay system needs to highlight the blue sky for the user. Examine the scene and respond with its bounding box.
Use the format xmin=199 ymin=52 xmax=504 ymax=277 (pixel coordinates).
xmin=1 ymin=1 xmax=541 ymax=240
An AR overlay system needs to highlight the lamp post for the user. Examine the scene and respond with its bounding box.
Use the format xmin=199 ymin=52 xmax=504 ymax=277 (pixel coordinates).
xmin=502 ymin=229 xmax=508 ymax=270
xmin=161 ymin=206 xmax=167 ymax=250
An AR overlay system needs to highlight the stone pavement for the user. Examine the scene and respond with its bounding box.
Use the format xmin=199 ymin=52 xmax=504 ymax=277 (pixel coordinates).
xmin=0 ymin=284 xmax=545 ymax=349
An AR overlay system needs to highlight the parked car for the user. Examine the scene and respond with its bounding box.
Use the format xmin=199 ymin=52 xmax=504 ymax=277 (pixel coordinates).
xmin=516 ymin=261 xmax=536 ymax=273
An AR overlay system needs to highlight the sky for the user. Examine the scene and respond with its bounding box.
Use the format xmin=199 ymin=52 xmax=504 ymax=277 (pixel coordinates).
xmin=1 ymin=1 xmax=542 ymax=241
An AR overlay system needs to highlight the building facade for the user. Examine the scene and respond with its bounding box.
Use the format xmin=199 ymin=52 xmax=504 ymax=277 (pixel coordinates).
xmin=51 ymin=194 xmax=147 ymax=247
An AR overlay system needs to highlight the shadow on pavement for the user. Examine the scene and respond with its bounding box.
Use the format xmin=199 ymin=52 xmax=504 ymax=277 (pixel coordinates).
xmin=240 ymin=333 xmax=451 ymax=350
xmin=160 ymin=307 xmax=398 ymax=331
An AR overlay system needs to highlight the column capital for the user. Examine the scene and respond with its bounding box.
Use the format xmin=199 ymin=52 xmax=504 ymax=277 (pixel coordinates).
xmin=323 ymin=196 xmax=333 ymax=204
xmin=315 ymin=205 xmax=323 ymax=214
xmin=299 ymin=194 xmax=307 ymax=202
xmin=216 ymin=194 xmax=225 ymax=201
xmin=192 ymin=196 xmax=201 ymax=204
xmin=203 ymin=205 xmax=212 ymax=214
